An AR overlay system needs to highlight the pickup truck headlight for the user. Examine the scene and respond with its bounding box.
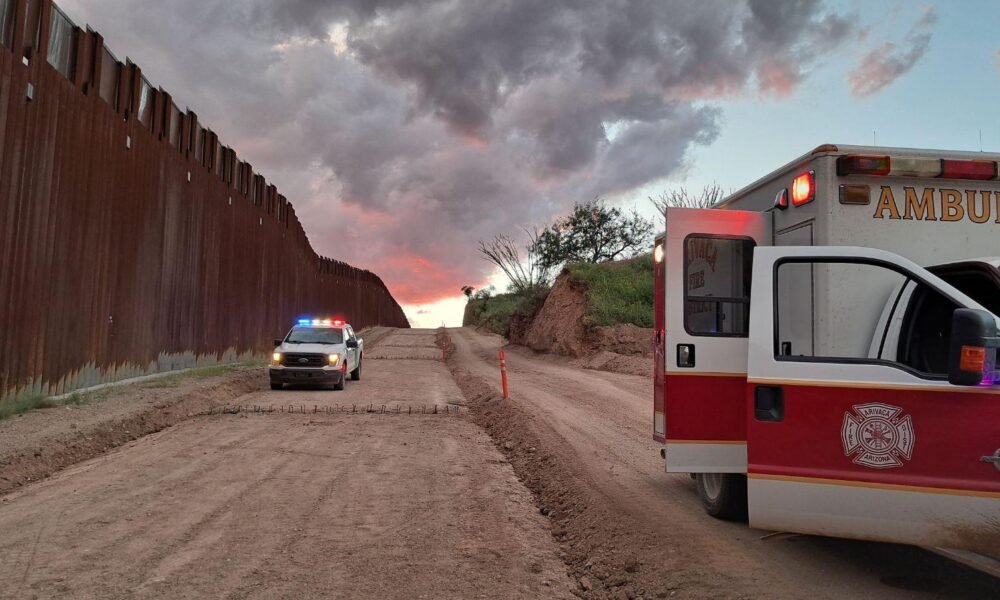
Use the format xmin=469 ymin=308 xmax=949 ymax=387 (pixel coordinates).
xmin=328 ymin=353 xmax=340 ymax=366
xmin=272 ymin=352 xmax=282 ymax=364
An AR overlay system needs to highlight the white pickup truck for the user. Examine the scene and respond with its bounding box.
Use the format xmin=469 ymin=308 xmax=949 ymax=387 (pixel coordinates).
xmin=269 ymin=319 xmax=363 ymax=390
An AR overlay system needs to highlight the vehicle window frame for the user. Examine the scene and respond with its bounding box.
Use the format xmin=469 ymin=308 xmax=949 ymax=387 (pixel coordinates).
xmin=771 ymin=256 xmax=969 ymax=381
xmin=682 ymin=234 xmax=756 ymax=338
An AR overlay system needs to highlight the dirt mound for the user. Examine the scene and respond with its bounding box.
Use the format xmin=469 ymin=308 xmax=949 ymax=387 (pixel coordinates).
xmin=507 ymin=312 xmax=534 ymax=346
xmin=592 ymin=324 xmax=653 ymax=357
xmin=574 ymin=351 xmax=651 ymax=377
xmin=521 ymin=271 xmax=652 ymax=376
xmin=524 ymin=271 xmax=591 ymax=356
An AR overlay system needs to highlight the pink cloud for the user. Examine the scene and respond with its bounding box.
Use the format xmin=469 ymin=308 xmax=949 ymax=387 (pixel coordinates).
xmin=849 ymin=7 xmax=937 ymax=98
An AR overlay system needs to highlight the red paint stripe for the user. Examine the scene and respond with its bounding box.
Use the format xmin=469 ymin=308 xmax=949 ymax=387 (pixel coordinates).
xmin=749 ymin=466 xmax=1000 ymax=495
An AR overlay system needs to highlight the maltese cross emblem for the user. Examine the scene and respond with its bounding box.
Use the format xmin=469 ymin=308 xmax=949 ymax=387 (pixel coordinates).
xmin=841 ymin=403 xmax=915 ymax=469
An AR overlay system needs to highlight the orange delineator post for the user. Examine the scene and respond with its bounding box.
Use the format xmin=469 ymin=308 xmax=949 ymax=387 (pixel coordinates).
xmin=498 ymin=350 xmax=510 ymax=400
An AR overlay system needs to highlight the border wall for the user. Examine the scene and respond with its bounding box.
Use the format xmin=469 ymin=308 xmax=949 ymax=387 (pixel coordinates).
xmin=0 ymin=0 xmax=409 ymax=401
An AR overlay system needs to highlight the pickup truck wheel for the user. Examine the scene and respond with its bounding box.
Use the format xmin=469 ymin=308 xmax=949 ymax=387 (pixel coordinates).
xmin=696 ymin=473 xmax=747 ymax=521
xmin=270 ymin=383 xmax=282 ymax=391
xmin=333 ymin=377 xmax=345 ymax=391
xmin=351 ymin=357 xmax=362 ymax=381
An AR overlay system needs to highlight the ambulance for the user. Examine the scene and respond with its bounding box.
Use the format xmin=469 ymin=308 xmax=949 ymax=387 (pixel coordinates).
xmin=652 ymin=144 xmax=1000 ymax=560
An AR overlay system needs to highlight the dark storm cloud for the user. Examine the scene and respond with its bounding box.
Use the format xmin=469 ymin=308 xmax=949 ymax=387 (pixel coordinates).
xmin=62 ymin=0 xmax=856 ymax=305
xmin=849 ymin=7 xmax=938 ymax=98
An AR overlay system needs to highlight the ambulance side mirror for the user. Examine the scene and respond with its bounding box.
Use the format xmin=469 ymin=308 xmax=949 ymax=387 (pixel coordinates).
xmin=273 ymin=339 xmax=283 ymax=347
xmin=948 ymin=309 xmax=999 ymax=386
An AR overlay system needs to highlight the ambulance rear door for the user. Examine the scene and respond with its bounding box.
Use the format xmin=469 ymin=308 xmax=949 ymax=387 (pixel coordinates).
xmin=661 ymin=207 xmax=770 ymax=473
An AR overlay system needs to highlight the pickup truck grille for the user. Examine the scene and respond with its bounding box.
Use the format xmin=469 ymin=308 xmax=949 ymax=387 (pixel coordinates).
xmin=281 ymin=353 xmax=328 ymax=367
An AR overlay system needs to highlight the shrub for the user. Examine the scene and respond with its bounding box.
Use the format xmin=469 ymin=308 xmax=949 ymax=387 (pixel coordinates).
xmin=465 ymin=286 xmax=549 ymax=336
xmin=568 ymin=254 xmax=654 ymax=328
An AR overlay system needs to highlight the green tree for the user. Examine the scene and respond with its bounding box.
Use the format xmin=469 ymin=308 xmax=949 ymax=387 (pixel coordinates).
xmin=531 ymin=200 xmax=653 ymax=270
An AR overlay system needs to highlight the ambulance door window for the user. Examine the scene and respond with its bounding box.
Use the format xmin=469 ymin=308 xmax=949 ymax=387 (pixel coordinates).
xmin=776 ymin=261 xmax=813 ymax=356
xmin=683 ymin=236 xmax=755 ymax=337
xmin=895 ymin=285 xmax=960 ymax=376
xmin=868 ymin=279 xmax=915 ymax=362
xmin=775 ymin=261 xmax=908 ymax=360
xmin=775 ymin=224 xmax=815 ymax=356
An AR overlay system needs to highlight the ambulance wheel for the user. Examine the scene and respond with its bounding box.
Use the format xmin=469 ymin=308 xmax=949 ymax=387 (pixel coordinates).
xmin=696 ymin=473 xmax=747 ymax=521
xmin=351 ymin=357 xmax=362 ymax=381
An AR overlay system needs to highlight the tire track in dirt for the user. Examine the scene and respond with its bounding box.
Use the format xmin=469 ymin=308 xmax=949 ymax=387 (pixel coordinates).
xmin=130 ymin=424 xmax=318 ymax=592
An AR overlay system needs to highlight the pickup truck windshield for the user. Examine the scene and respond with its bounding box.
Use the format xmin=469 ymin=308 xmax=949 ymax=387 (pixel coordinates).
xmin=285 ymin=327 xmax=344 ymax=344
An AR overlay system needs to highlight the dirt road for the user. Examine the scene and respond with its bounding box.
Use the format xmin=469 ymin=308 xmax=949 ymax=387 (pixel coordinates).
xmin=448 ymin=327 xmax=1000 ymax=599
xmin=0 ymin=330 xmax=573 ymax=599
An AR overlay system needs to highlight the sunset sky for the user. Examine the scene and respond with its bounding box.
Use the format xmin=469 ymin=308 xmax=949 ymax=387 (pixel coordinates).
xmin=59 ymin=0 xmax=1000 ymax=327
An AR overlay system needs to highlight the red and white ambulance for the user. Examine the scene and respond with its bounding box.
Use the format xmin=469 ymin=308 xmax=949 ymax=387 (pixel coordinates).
xmin=652 ymin=144 xmax=1000 ymax=559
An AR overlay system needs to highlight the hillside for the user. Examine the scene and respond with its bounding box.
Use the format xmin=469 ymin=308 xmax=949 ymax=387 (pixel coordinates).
xmin=463 ymin=255 xmax=654 ymax=375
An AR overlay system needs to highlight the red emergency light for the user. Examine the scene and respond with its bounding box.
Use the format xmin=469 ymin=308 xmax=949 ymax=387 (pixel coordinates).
xmin=837 ymin=155 xmax=891 ymax=176
xmin=790 ymin=171 xmax=815 ymax=206
xmin=940 ymin=159 xmax=996 ymax=180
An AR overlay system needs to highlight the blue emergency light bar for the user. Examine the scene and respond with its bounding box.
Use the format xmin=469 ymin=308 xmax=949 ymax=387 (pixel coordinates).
xmin=296 ymin=318 xmax=345 ymax=327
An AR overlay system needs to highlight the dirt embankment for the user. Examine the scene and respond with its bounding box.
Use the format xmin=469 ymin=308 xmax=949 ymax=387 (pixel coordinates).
xmin=0 ymin=327 xmax=396 ymax=496
xmin=518 ymin=271 xmax=652 ymax=377
xmin=0 ymin=368 xmax=265 ymax=496
xmin=440 ymin=331 xmax=738 ymax=599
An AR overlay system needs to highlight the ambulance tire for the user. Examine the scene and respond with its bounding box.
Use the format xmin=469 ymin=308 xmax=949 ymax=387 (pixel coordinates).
xmin=696 ymin=473 xmax=747 ymax=521
xmin=351 ymin=356 xmax=362 ymax=381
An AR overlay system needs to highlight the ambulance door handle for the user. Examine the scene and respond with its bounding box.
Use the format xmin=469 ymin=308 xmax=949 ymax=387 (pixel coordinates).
xmin=754 ymin=386 xmax=784 ymax=422
xmin=981 ymin=449 xmax=1000 ymax=472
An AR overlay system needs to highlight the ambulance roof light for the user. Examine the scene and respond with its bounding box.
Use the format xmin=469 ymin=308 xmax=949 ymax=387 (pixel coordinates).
xmin=940 ymin=159 xmax=997 ymax=181
xmin=791 ymin=171 xmax=815 ymax=207
xmin=837 ymin=154 xmax=1000 ymax=181
xmin=837 ymin=155 xmax=891 ymax=176
xmin=888 ymin=157 xmax=940 ymax=178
